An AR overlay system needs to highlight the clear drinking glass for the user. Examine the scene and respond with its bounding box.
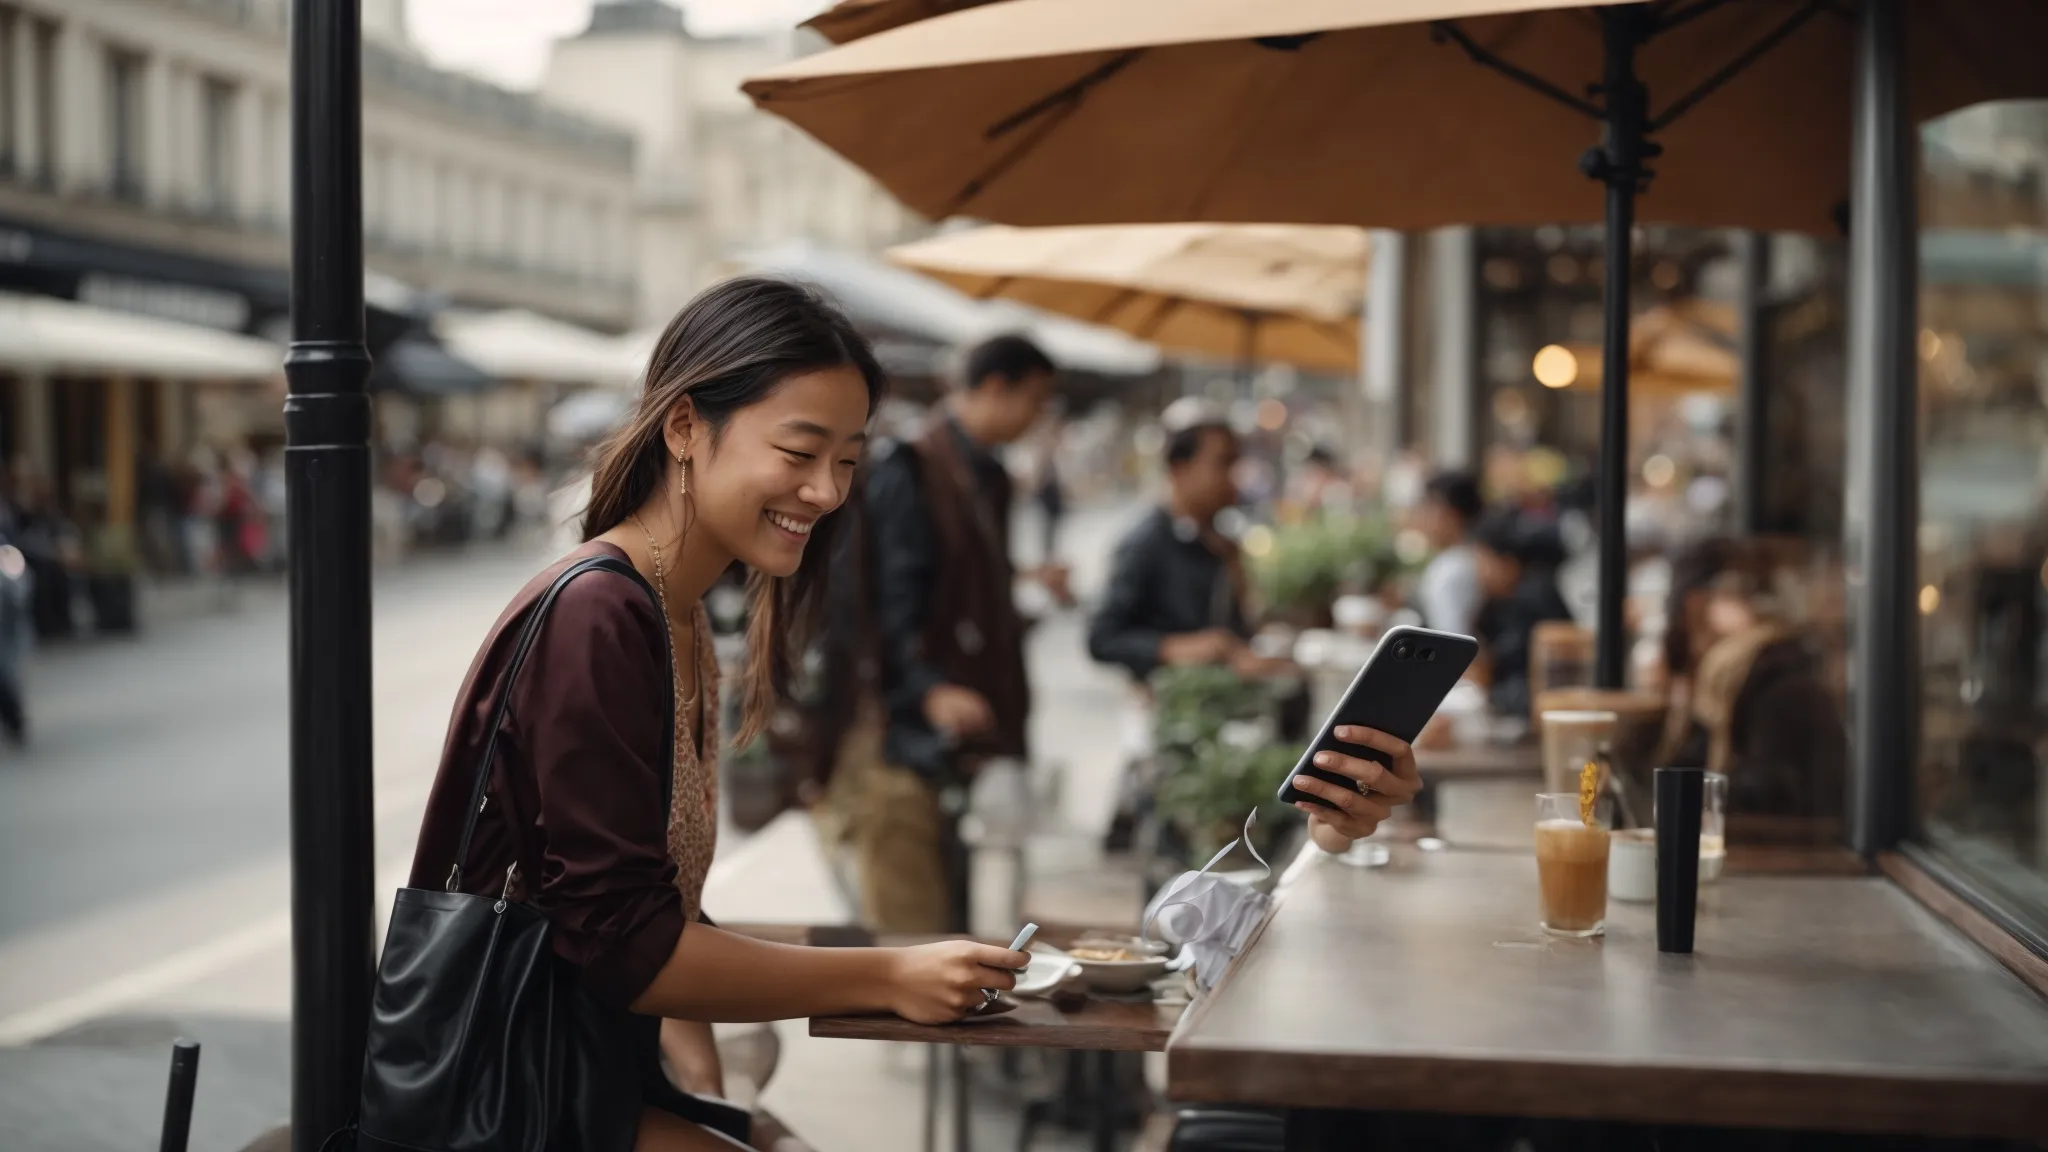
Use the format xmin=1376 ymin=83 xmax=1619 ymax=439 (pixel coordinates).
xmin=1534 ymin=792 xmax=1612 ymax=937
xmin=1699 ymin=771 xmax=1728 ymax=882
xmin=1539 ymin=709 xmax=1618 ymax=794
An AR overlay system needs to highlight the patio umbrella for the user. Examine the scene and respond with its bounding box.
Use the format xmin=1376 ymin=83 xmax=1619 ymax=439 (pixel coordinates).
xmin=803 ymin=0 xmax=974 ymax=44
xmin=744 ymin=0 xmax=2048 ymax=686
xmin=887 ymin=223 xmax=1368 ymax=373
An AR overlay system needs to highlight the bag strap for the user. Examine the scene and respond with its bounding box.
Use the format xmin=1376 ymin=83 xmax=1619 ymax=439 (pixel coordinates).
xmin=448 ymin=553 xmax=674 ymax=891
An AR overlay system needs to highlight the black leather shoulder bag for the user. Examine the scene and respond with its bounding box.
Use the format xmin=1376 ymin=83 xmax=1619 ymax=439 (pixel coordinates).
xmin=338 ymin=553 xmax=746 ymax=1152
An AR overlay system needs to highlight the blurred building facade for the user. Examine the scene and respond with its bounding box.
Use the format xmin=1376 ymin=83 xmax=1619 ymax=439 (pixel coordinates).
xmin=542 ymin=0 xmax=929 ymax=328
xmin=0 ymin=0 xmax=637 ymax=584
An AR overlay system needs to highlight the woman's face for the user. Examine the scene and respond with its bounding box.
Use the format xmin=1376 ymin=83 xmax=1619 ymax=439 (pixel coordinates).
xmin=677 ymin=366 xmax=870 ymax=578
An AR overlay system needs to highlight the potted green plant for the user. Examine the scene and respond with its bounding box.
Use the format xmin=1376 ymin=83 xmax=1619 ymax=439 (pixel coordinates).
xmin=1148 ymin=664 xmax=1302 ymax=866
xmin=1251 ymin=515 xmax=1403 ymax=628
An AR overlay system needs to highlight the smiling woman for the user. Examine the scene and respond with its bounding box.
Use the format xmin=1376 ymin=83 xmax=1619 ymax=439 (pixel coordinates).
xmin=390 ymin=277 xmax=1035 ymax=1152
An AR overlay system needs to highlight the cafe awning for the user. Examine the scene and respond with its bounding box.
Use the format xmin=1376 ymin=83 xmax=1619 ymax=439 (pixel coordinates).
xmin=0 ymin=290 xmax=281 ymax=380
xmin=367 ymin=331 xmax=497 ymax=397
xmin=434 ymin=308 xmax=644 ymax=389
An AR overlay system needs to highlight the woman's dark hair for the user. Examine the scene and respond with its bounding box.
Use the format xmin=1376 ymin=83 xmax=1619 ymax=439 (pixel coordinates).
xmin=1662 ymin=537 xmax=1752 ymax=679
xmin=582 ymin=276 xmax=886 ymax=747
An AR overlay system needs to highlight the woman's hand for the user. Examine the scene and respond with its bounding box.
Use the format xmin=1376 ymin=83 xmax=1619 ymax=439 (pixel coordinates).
xmin=1289 ymin=726 xmax=1424 ymax=847
xmin=884 ymin=941 xmax=1030 ymax=1024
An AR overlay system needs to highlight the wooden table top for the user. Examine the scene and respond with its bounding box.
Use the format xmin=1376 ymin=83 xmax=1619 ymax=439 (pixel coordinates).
xmin=1166 ymin=848 xmax=2048 ymax=1138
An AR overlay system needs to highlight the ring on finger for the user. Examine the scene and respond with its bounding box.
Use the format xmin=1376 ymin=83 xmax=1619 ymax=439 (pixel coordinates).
xmin=1355 ymin=777 xmax=1373 ymax=795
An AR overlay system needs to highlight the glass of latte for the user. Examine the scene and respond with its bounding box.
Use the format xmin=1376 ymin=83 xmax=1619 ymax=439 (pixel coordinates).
xmin=1535 ymin=792 xmax=1612 ymax=937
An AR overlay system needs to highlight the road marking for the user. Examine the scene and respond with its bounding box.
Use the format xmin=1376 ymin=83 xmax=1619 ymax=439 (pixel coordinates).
xmin=0 ymin=912 xmax=290 ymax=1046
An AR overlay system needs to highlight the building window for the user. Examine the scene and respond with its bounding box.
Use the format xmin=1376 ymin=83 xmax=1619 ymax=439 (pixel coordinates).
xmin=1914 ymin=99 xmax=2048 ymax=940
xmin=104 ymin=48 xmax=145 ymax=202
xmin=0 ymin=6 xmax=16 ymax=177
xmin=199 ymin=76 xmax=235 ymax=216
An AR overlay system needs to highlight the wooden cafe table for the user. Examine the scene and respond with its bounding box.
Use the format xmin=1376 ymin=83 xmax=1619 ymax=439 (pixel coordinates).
xmin=1164 ymin=847 xmax=2048 ymax=1146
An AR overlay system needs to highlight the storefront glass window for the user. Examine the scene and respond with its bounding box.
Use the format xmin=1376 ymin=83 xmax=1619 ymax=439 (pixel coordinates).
xmin=1915 ymin=100 xmax=2048 ymax=933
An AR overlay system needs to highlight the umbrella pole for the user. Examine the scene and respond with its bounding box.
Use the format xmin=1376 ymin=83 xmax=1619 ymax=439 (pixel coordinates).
xmin=284 ymin=0 xmax=377 ymax=1148
xmin=1587 ymin=7 xmax=1652 ymax=691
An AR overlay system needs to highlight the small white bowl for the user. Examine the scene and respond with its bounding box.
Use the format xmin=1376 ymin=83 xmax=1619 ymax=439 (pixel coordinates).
xmin=1067 ymin=937 xmax=1171 ymax=995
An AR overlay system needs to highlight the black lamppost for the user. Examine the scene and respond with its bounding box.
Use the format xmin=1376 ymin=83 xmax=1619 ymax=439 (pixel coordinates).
xmin=284 ymin=0 xmax=376 ymax=1148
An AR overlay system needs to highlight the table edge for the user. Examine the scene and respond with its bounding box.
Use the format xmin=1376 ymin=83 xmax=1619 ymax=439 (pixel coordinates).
xmin=1164 ymin=1046 xmax=2048 ymax=1139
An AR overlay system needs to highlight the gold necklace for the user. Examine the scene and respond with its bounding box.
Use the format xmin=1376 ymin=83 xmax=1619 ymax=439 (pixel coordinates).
xmin=632 ymin=513 xmax=700 ymax=711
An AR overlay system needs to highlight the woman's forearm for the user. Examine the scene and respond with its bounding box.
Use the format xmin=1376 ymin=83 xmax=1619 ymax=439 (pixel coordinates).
xmin=631 ymin=923 xmax=898 ymax=1022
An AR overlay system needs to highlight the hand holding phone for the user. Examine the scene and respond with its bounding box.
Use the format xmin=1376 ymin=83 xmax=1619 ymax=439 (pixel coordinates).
xmin=1277 ymin=627 xmax=1476 ymax=829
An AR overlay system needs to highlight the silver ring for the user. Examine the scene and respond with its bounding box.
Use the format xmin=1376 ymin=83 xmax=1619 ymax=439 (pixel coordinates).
xmin=1356 ymin=778 xmax=1373 ymax=796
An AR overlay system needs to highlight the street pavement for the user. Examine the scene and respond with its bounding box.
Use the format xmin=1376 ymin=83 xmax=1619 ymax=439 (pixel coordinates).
xmin=0 ymin=497 xmax=1153 ymax=1152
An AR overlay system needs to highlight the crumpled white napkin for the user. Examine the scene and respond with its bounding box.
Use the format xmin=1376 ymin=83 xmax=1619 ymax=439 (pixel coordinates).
xmin=1141 ymin=809 xmax=1274 ymax=991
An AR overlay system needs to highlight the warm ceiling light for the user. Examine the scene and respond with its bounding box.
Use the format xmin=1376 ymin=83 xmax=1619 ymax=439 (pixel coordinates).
xmin=1532 ymin=344 xmax=1579 ymax=389
xmin=1919 ymin=584 xmax=1941 ymax=615
xmin=1256 ymin=398 xmax=1288 ymax=431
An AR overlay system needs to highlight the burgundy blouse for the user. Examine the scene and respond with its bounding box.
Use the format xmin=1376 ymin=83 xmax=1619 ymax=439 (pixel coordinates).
xmin=408 ymin=542 xmax=684 ymax=1011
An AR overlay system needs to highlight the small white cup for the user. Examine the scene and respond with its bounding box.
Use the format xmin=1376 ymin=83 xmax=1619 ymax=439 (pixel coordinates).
xmin=1609 ymin=828 xmax=1657 ymax=903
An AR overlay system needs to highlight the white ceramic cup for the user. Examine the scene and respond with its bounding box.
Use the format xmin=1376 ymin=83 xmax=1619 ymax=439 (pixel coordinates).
xmin=1609 ymin=828 xmax=1657 ymax=903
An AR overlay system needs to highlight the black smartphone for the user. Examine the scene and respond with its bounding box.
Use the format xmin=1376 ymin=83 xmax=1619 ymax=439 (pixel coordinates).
xmin=1276 ymin=625 xmax=1479 ymax=809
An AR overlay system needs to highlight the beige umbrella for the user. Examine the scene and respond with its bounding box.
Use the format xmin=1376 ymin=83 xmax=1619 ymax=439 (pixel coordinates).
xmin=888 ymin=223 xmax=1368 ymax=372
xmin=749 ymin=0 xmax=2045 ymax=232
xmin=747 ymin=0 xmax=2047 ymax=689
xmin=803 ymin=0 xmax=973 ymax=45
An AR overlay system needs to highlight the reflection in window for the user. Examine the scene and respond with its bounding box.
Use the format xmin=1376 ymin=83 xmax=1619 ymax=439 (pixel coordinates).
xmin=1916 ymin=100 xmax=2048 ymax=932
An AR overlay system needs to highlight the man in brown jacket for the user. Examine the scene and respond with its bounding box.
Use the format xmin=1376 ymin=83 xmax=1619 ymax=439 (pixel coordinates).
xmin=831 ymin=334 xmax=1069 ymax=933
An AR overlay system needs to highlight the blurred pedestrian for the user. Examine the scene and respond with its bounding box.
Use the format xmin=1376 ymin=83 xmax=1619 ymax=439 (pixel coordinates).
xmin=834 ymin=333 xmax=1069 ymax=935
xmin=1470 ymin=507 xmax=1573 ymax=718
xmin=6 ymin=462 xmax=81 ymax=641
xmin=1032 ymin=416 xmax=1066 ymax=564
xmin=1412 ymin=470 xmax=1485 ymax=636
xmin=403 ymin=278 xmax=1025 ymax=1152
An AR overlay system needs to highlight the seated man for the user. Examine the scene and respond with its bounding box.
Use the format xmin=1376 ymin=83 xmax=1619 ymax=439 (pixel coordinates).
xmin=1471 ymin=508 xmax=1573 ymax=718
xmin=1088 ymin=417 xmax=1279 ymax=682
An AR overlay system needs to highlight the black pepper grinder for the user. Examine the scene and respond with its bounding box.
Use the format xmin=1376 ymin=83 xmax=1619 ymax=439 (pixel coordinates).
xmin=1655 ymin=766 xmax=1704 ymax=953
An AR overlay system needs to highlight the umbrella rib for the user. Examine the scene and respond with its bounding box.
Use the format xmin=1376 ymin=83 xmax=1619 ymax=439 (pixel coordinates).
xmin=1650 ymin=0 xmax=1736 ymax=34
xmin=985 ymin=50 xmax=1145 ymax=140
xmin=1647 ymin=0 xmax=1829 ymax=132
xmin=947 ymin=49 xmax=1145 ymax=216
xmin=1429 ymin=20 xmax=1601 ymax=120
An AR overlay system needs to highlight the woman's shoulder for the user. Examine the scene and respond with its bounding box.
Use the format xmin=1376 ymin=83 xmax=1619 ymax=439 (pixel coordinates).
xmin=491 ymin=542 xmax=663 ymax=662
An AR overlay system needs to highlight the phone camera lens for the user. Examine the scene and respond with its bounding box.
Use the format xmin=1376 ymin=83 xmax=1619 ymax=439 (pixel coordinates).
xmin=1393 ymin=640 xmax=1414 ymax=660
xmin=1420 ymin=647 xmax=1437 ymax=662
